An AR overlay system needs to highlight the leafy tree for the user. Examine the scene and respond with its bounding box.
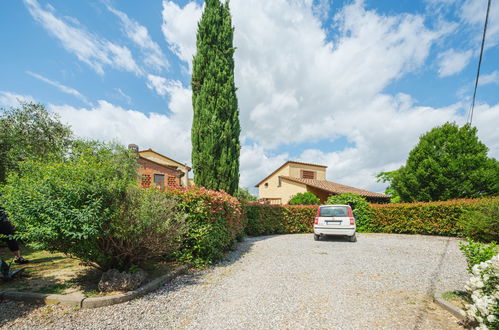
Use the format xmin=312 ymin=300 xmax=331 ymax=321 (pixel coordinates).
xmin=375 ymin=171 xmax=402 ymax=203
xmin=191 ymin=0 xmax=240 ymax=195
xmin=383 ymin=123 xmax=498 ymax=202
xmin=288 ymin=192 xmax=320 ymax=205
xmin=235 ymin=187 xmax=257 ymax=202
xmin=0 ymin=102 xmax=72 ymax=183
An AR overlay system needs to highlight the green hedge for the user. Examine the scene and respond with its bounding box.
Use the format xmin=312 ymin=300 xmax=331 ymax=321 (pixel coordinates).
xmin=370 ymin=197 xmax=499 ymax=239
xmin=244 ymin=204 xmax=316 ymax=236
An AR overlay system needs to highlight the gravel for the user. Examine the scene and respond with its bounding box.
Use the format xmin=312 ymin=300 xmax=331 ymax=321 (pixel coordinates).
xmin=0 ymin=233 xmax=468 ymax=329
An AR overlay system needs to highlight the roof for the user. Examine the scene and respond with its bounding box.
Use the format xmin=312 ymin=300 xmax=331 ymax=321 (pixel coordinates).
xmin=138 ymin=149 xmax=192 ymax=171
xmin=279 ymin=176 xmax=390 ymax=199
xmin=255 ymin=161 xmax=328 ymax=187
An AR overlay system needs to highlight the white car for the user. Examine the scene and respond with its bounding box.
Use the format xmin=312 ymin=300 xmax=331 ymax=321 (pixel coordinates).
xmin=313 ymin=204 xmax=357 ymax=242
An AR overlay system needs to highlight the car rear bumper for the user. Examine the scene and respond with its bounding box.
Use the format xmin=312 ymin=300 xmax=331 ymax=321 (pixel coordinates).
xmin=314 ymin=226 xmax=356 ymax=236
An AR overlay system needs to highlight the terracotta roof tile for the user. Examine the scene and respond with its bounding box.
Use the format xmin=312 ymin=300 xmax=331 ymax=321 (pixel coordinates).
xmin=280 ymin=176 xmax=389 ymax=199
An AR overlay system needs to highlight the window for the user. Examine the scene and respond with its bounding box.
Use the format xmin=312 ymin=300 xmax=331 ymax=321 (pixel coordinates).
xmin=264 ymin=182 xmax=269 ymax=188
xmin=167 ymin=176 xmax=177 ymax=187
xmin=154 ymin=174 xmax=165 ymax=187
xmin=301 ymin=170 xmax=315 ymax=179
xmin=320 ymin=206 xmax=349 ymax=217
xmin=141 ymin=174 xmax=151 ymax=188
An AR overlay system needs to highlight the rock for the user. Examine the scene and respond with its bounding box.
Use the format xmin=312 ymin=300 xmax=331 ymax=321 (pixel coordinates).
xmin=98 ymin=269 xmax=147 ymax=292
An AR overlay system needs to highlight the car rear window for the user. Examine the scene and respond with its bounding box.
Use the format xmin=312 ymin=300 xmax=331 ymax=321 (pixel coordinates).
xmin=320 ymin=206 xmax=348 ymax=217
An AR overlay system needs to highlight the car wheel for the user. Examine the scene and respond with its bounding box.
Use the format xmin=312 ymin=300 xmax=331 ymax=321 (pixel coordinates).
xmin=314 ymin=234 xmax=320 ymax=241
xmin=349 ymin=234 xmax=357 ymax=242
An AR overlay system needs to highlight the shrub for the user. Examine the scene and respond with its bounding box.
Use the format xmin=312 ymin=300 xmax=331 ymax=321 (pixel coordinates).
xmin=244 ymin=204 xmax=316 ymax=236
xmin=371 ymin=197 xmax=499 ymax=239
xmin=164 ymin=186 xmax=244 ymax=266
xmin=0 ymin=142 xmax=159 ymax=270
xmin=458 ymin=199 xmax=499 ymax=242
xmin=288 ymin=192 xmax=320 ymax=205
xmin=101 ymin=186 xmax=187 ymax=269
xmin=326 ymin=193 xmax=372 ymax=231
xmin=463 ymin=254 xmax=499 ymax=329
xmin=460 ymin=238 xmax=498 ymax=273
xmin=235 ymin=187 xmax=257 ymax=202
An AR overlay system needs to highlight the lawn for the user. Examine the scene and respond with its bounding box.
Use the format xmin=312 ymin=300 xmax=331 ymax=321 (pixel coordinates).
xmin=1 ymin=246 xmax=179 ymax=297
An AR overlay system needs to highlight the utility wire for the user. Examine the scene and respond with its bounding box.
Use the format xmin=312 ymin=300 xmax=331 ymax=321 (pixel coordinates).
xmin=468 ymin=0 xmax=492 ymax=124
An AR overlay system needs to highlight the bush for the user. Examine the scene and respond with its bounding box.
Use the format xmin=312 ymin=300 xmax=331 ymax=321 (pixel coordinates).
xmin=460 ymin=238 xmax=498 ymax=273
xmin=326 ymin=193 xmax=372 ymax=231
xmin=463 ymin=254 xmax=499 ymax=329
xmin=458 ymin=199 xmax=499 ymax=242
xmin=288 ymin=192 xmax=320 ymax=205
xmin=244 ymin=204 xmax=316 ymax=236
xmin=0 ymin=142 xmax=174 ymax=270
xmin=371 ymin=197 xmax=499 ymax=239
xmin=164 ymin=186 xmax=244 ymax=266
xmin=102 ymin=186 xmax=187 ymax=269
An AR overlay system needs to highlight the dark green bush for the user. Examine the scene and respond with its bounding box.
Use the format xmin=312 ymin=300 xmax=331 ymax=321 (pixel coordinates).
xmin=458 ymin=199 xmax=499 ymax=242
xmin=326 ymin=193 xmax=372 ymax=231
xmin=459 ymin=238 xmax=498 ymax=273
xmin=288 ymin=192 xmax=320 ymax=205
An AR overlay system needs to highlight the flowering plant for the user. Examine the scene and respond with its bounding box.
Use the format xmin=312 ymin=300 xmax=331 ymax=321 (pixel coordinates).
xmin=463 ymin=254 xmax=499 ymax=329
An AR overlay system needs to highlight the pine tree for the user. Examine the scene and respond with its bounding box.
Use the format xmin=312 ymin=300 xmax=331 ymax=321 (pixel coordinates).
xmin=191 ymin=0 xmax=240 ymax=195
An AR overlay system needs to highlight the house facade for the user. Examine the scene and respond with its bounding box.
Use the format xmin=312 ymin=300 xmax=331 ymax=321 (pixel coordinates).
xmin=129 ymin=144 xmax=191 ymax=188
xmin=255 ymin=161 xmax=389 ymax=204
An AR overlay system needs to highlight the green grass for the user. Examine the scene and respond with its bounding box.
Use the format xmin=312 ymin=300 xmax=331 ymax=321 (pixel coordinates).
xmin=442 ymin=290 xmax=471 ymax=309
xmin=34 ymin=283 xmax=71 ymax=294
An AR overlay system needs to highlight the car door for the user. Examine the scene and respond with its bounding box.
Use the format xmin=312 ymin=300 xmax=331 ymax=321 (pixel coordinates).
xmin=318 ymin=205 xmax=351 ymax=228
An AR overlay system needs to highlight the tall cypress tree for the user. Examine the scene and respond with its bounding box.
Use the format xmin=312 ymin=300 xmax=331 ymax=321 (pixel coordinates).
xmin=191 ymin=0 xmax=240 ymax=195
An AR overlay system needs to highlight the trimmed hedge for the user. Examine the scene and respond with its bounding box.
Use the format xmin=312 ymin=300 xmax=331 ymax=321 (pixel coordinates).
xmin=164 ymin=186 xmax=244 ymax=266
xmin=244 ymin=204 xmax=316 ymax=236
xmin=370 ymin=197 xmax=499 ymax=238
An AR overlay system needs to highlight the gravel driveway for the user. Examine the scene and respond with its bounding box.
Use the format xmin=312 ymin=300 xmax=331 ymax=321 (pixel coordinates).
xmin=1 ymin=233 xmax=468 ymax=329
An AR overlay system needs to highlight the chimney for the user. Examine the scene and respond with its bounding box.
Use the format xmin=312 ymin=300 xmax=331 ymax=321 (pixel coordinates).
xmin=128 ymin=144 xmax=139 ymax=153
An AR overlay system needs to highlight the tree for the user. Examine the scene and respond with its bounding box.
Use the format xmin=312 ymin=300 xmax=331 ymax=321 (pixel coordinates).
xmin=382 ymin=123 xmax=499 ymax=202
xmin=191 ymin=0 xmax=240 ymax=196
xmin=235 ymin=187 xmax=257 ymax=202
xmin=375 ymin=171 xmax=402 ymax=203
xmin=288 ymin=192 xmax=320 ymax=205
xmin=0 ymin=102 xmax=72 ymax=183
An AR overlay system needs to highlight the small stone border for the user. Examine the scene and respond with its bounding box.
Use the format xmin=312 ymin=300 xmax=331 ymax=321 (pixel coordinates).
xmin=434 ymin=292 xmax=466 ymax=321
xmin=0 ymin=264 xmax=189 ymax=309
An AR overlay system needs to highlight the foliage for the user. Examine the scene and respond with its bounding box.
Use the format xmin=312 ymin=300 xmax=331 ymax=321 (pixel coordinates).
xmin=458 ymin=199 xmax=499 ymax=242
xmin=460 ymin=238 xmax=498 ymax=273
xmin=375 ymin=171 xmax=402 ymax=203
xmin=0 ymin=142 xmax=140 ymax=270
xmin=326 ymin=193 xmax=372 ymax=231
xmin=244 ymin=204 xmax=317 ymax=236
xmin=191 ymin=0 xmax=240 ymax=195
xmin=380 ymin=123 xmax=499 ymax=202
xmin=235 ymin=187 xmax=257 ymax=202
xmin=370 ymin=197 xmax=499 ymax=239
xmin=164 ymin=186 xmax=244 ymax=266
xmin=463 ymin=254 xmax=498 ymax=329
xmin=0 ymin=102 xmax=72 ymax=183
xmin=0 ymin=258 xmax=24 ymax=281
xmin=101 ymin=186 xmax=187 ymax=269
xmin=288 ymin=192 xmax=320 ymax=205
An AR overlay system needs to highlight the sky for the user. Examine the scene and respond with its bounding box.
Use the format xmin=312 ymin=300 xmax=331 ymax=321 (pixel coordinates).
xmin=0 ymin=0 xmax=498 ymax=194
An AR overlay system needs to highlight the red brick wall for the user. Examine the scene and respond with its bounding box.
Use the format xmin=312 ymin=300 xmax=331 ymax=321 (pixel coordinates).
xmin=137 ymin=157 xmax=181 ymax=188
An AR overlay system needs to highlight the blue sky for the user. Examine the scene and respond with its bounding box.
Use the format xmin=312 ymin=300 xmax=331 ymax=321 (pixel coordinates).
xmin=1 ymin=0 xmax=498 ymax=193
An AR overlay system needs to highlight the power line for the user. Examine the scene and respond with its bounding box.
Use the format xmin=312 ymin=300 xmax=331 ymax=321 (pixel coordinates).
xmin=468 ymin=0 xmax=492 ymax=124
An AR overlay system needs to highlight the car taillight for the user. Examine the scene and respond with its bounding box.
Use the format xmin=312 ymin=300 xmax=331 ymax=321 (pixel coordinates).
xmin=314 ymin=207 xmax=320 ymax=224
xmin=348 ymin=206 xmax=355 ymax=225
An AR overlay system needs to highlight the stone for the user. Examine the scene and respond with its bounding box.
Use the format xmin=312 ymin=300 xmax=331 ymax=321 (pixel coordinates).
xmin=98 ymin=269 xmax=147 ymax=292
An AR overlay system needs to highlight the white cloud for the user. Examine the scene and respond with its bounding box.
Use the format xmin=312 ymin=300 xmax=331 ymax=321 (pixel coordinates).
xmin=24 ymin=0 xmax=142 ymax=75
xmin=437 ymin=49 xmax=473 ymax=77
xmin=106 ymin=5 xmax=169 ymax=72
xmin=161 ymin=1 xmax=202 ymax=68
xmin=461 ymin=0 xmax=499 ymax=48
xmin=0 ymin=91 xmax=36 ymax=108
xmin=26 ymin=71 xmax=92 ymax=105
xmin=479 ymin=70 xmax=499 ymax=85
xmin=146 ymin=74 xmax=181 ymax=97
